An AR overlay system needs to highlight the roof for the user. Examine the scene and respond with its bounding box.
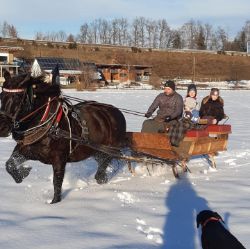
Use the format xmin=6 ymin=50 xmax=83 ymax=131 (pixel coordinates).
xmin=0 ymin=46 xmax=24 ymax=52
xmin=35 ymin=57 xmax=82 ymax=71
xmin=96 ymin=63 xmax=152 ymax=69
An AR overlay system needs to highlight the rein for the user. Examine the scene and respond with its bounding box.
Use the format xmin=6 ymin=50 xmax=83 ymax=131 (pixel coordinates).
xmin=19 ymin=96 xmax=58 ymax=123
xmin=1 ymin=87 xmax=29 ymax=121
xmin=63 ymin=94 xmax=146 ymax=117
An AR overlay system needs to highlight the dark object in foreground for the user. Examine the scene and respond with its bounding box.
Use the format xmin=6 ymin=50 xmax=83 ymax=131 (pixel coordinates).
xmin=196 ymin=210 xmax=246 ymax=249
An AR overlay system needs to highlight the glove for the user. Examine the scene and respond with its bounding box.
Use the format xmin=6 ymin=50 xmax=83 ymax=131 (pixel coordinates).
xmin=185 ymin=111 xmax=192 ymax=119
xmin=145 ymin=113 xmax=151 ymax=118
xmin=165 ymin=116 xmax=171 ymax=122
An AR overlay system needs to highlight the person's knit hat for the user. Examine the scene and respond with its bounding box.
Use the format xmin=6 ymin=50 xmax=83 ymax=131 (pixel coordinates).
xmin=210 ymin=87 xmax=219 ymax=96
xmin=164 ymin=80 xmax=175 ymax=91
xmin=187 ymin=83 xmax=197 ymax=97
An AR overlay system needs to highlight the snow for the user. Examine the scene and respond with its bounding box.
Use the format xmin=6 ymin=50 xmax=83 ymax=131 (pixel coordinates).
xmin=0 ymin=89 xmax=250 ymax=249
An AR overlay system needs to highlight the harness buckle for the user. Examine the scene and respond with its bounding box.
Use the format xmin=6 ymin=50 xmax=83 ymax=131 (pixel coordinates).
xmin=13 ymin=121 xmax=20 ymax=129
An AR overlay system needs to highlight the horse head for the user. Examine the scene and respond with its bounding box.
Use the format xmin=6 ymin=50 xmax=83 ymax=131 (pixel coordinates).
xmin=0 ymin=71 xmax=61 ymax=136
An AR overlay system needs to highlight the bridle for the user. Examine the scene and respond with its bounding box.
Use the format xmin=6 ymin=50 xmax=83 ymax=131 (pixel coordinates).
xmin=0 ymin=86 xmax=33 ymax=125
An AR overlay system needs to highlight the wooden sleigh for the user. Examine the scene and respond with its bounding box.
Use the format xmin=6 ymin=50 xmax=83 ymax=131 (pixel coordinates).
xmin=126 ymin=124 xmax=231 ymax=177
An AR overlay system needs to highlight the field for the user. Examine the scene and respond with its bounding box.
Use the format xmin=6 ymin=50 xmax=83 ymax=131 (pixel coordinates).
xmin=0 ymin=89 xmax=249 ymax=249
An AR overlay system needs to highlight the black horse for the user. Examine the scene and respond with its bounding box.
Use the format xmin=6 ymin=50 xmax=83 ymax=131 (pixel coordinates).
xmin=0 ymin=71 xmax=126 ymax=203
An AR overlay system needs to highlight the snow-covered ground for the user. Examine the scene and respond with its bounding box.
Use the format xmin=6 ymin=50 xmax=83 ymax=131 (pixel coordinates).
xmin=103 ymin=80 xmax=250 ymax=90
xmin=0 ymin=89 xmax=249 ymax=249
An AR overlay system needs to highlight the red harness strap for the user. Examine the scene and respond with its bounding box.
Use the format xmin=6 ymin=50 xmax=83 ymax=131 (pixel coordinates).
xmin=54 ymin=105 xmax=63 ymax=127
xmin=40 ymin=98 xmax=51 ymax=123
xmin=202 ymin=217 xmax=221 ymax=228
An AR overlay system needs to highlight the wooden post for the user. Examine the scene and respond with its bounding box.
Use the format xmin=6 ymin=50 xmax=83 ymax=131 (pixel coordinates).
xmin=192 ymin=56 xmax=196 ymax=82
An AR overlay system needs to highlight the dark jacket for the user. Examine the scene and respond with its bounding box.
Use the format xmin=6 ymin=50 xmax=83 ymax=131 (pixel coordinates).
xmin=146 ymin=91 xmax=183 ymax=120
xmin=199 ymin=96 xmax=225 ymax=122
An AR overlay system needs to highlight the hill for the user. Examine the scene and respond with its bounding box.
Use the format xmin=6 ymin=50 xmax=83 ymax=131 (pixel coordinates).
xmin=1 ymin=38 xmax=250 ymax=81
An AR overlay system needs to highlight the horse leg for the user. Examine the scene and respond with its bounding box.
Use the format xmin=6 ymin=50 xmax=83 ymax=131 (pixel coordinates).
xmin=6 ymin=149 xmax=32 ymax=183
xmin=94 ymin=152 xmax=112 ymax=184
xmin=51 ymin=162 xmax=66 ymax=204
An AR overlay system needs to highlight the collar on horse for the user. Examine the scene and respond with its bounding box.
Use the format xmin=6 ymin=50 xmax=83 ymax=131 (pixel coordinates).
xmin=202 ymin=217 xmax=221 ymax=229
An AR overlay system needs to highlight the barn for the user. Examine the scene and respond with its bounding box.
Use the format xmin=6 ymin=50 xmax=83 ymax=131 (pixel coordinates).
xmin=0 ymin=46 xmax=24 ymax=84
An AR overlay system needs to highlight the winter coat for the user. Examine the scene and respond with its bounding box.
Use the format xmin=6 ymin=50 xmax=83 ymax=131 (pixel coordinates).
xmin=184 ymin=97 xmax=199 ymax=112
xmin=146 ymin=91 xmax=183 ymax=121
xmin=199 ymin=96 xmax=225 ymax=122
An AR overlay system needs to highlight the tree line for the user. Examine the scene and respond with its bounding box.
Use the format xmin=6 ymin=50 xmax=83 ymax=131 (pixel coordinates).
xmin=1 ymin=18 xmax=250 ymax=52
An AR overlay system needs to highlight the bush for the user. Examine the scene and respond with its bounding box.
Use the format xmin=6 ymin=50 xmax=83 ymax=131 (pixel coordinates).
xmin=47 ymin=42 xmax=54 ymax=48
xmin=68 ymin=42 xmax=77 ymax=49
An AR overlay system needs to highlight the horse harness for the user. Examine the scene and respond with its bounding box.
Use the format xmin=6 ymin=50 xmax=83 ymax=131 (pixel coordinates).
xmin=18 ymin=98 xmax=89 ymax=154
xmin=1 ymin=86 xmax=89 ymax=153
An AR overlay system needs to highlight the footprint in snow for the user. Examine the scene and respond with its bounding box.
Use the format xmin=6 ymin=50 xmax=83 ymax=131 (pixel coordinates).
xmin=136 ymin=218 xmax=163 ymax=244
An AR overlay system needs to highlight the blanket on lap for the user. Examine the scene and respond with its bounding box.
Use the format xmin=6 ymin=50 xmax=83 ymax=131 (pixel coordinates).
xmin=167 ymin=119 xmax=195 ymax=147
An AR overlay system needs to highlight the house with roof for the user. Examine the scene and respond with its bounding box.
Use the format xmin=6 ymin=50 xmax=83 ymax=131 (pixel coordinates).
xmin=31 ymin=57 xmax=85 ymax=85
xmin=96 ymin=63 xmax=152 ymax=85
xmin=0 ymin=46 xmax=24 ymax=84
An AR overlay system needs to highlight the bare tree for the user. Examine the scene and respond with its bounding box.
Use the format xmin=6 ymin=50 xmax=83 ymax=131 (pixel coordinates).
xmin=244 ymin=20 xmax=250 ymax=46
xmin=34 ymin=32 xmax=44 ymax=40
xmin=131 ymin=18 xmax=140 ymax=46
xmin=0 ymin=21 xmax=18 ymax=38
xmin=131 ymin=17 xmax=147 ymax=47
xmin=90 ymin=20 xmax=99 ymax=44
xmin=117 ymin=18 xmax=129 ymax=45
xmin=98 ymin=19 xmax=109 ymax=44
xmin=58 ymin=30 xmax=67 ymax=42
xmin=171 ymin=30 xmax=182 ymax=49
xmin=195 ymin=25 xmax=206 ymax=50
xmin=216 ymin=26 xmax=228 ymax=50
xmin=77 ymin=63 xmax=96 ymax=90
xmin=78 ymin=23 xmax=89 ymax=43
xmin=180 ymin=20 xmax=200 ymax=49
xmin=203 ymin=23 xmax=213 ymax=49
xmin=158 ymin=19 xmax=172 ymax=49
xmin=145 ymin=19 xmax=158 ymax=48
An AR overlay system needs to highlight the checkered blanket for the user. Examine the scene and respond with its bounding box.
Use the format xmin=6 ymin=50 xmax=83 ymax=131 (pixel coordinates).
xmin=167 ymin=118 xmax=195 ymax=147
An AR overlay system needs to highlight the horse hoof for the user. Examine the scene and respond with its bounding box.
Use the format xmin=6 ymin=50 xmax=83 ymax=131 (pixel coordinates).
xmin=50 ymin=197 xmax=61 ymax=204
xmin=95 ymin=174 xmax=108 ymax=184
xmin=20 ymin=166 xmax=32 ymax=179
xmin=13 ymin=176 xmax=23 ymax=184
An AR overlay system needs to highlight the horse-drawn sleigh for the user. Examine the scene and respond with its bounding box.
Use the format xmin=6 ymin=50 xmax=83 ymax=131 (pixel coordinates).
xmin=126 ymin=124 xmax=231 ymax=177
xmin=0 ymin=72 xmax=231 ymax=203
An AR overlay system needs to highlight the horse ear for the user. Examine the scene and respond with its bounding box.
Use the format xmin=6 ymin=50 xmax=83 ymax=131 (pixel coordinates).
xmin=4 ymin=71 xmax=11 ymax=81
xmin=51 ymin=64 xmax=60 ymax=86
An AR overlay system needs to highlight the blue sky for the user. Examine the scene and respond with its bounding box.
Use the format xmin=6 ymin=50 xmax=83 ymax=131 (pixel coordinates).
xmin=1 ymin=0 xmax=250 ymax=39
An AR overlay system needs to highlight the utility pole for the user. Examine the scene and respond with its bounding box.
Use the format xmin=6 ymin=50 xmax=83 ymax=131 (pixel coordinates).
xmin=192 ymin=56 xmax=196 ymax=82
xmin=127 ymin=63 xmax=130 ymax=84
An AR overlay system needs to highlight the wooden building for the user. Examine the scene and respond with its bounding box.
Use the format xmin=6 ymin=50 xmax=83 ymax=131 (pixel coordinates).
xmin=0 ymin=46 xmax=24 ymax=84
xmin=96 ymin=63 xmax=152 ymax=84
